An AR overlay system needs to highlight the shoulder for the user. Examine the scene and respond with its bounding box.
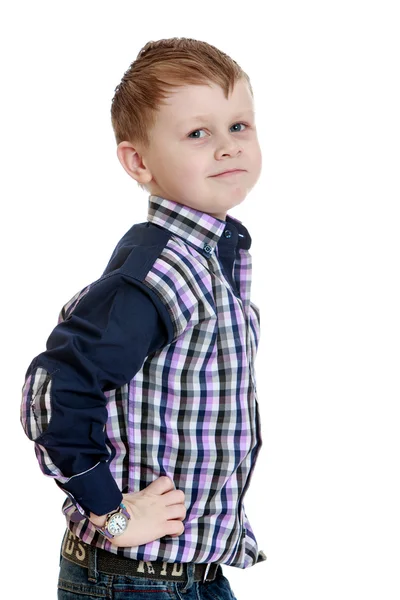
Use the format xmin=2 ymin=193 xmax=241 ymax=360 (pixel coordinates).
xmin=59 ymin=223 xmax=214 ymax=340
xmin=57 ymin=223 xmax=173 ymax=323
xmin=101 ymin=221 xmax=173 ymax=280
xmin=109 ymin=224 xmax=211 ymax=288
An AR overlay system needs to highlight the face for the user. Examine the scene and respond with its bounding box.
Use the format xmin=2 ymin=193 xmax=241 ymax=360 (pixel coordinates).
xmin=118 ymin=78 xmax=262 ymax=221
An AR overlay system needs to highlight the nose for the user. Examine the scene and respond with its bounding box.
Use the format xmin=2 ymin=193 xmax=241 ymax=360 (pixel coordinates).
xmin=215 ymin=133 xmax=242 ymax=158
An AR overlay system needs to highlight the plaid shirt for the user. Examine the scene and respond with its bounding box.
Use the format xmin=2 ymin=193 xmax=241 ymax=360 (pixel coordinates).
xmin=21 ymin=194 xmax=265 ymax=568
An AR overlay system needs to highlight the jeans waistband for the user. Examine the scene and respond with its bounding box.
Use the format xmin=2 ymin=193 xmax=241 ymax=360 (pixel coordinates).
xmin=61 ymin=529 xmax=221 ymax=584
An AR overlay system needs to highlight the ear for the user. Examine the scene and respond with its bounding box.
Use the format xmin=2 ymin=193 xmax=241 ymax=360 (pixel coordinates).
xmin=116 ymin=141 xmax=153 ymax=185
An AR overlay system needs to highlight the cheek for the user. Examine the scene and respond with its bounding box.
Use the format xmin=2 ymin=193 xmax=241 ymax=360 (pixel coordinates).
xmin=251 ymin=143 xmax=263 ymax=174
xmin=154 ymin=155 xmax=183 ymax=181
xmin=171 ymin=153 xmax=206 ymax=181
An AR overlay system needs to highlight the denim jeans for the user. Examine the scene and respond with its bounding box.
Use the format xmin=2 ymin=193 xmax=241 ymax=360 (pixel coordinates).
xmin=57 ymin=553 xmax=240 ymax=600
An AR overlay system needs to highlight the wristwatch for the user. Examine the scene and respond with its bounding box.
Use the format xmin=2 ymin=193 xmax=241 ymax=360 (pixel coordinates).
xmin=95 ymin=502 xmax=131 ymax=540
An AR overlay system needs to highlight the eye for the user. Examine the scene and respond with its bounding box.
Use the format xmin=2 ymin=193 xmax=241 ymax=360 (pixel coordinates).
xmin=231 ymin=122 xmax=247 ymax=133
xmin=187 ymin=122 xmax=248 ymax=139
xmin=188 ymin=129 xmax=207 ymax=139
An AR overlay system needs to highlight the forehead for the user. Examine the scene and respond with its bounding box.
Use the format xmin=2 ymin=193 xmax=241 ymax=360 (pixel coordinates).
xmin=157 ymin=79 xmax=254 ymax=125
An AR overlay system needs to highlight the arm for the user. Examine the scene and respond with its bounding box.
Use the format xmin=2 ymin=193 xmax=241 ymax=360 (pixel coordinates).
xmin=20 ymin=274 xmax=172 ymax=517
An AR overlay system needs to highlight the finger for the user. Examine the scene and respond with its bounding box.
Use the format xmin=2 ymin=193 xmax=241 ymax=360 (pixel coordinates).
xmin=167 ymin=504 xmax=187 ymax=520
xmin=163 ymin=489 xmax=186 ymax=506
xmin=146 ymin=476 xmax=176 ymax=494
xmin=165 ymin=520 xmax=185 ymax=537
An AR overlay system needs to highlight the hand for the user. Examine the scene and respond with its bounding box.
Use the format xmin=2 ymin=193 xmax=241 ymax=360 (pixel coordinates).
xmin=90 ymin=476 xmax=187 ymax=548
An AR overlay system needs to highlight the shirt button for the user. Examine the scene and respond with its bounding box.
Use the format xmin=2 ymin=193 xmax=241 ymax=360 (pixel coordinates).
xmin=224 ymin=229 xmax=232 ymax=239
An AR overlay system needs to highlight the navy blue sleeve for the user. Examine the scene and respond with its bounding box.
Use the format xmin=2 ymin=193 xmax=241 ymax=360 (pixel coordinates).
xmin=20 ymin=273 xmax=173 ymax=516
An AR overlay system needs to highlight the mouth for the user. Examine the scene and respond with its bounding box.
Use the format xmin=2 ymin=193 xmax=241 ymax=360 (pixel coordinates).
xmin=210 ymin=169 xmax=246 ymax=177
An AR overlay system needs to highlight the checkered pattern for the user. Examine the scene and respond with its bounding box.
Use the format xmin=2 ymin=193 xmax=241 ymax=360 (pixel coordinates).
xmin=21 ymin=367 xmax=56 ymax=440
xmin=21 ymin=195 xmax=265 ymax=568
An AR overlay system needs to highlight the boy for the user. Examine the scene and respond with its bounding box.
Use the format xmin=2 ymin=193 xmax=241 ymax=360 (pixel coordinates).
xmin=21 ymin=37 xmax=266 ymax=599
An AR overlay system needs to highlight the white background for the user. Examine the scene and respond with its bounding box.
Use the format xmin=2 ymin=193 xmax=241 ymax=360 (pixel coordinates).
xmin=1 ymin=1 xmax=399 ymax=598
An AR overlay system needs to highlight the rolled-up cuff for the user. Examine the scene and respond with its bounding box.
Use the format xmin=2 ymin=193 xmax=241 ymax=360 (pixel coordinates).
xmin=56 ymin=461 xmax=123 ymax=516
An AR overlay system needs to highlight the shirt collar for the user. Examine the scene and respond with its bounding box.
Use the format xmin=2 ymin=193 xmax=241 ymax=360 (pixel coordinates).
xmin=147 ymin=195 xmax=252 ymax=259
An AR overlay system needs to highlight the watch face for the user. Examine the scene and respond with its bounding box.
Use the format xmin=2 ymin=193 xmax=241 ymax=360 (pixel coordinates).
xmin=107 ymin=512 xmax=128 ymax=536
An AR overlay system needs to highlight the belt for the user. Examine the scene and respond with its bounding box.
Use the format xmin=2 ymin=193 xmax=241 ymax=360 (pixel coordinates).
xmin=61 ymin=529 xmax=221 ymax=583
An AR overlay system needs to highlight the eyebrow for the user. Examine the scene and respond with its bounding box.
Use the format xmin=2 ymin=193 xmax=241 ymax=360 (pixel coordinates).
xmin=178 ymin=110 xmax=255 ymax=126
